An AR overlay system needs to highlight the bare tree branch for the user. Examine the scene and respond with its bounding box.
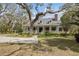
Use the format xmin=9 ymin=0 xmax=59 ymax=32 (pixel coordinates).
xmin=32 ymin=9 xmax=64 ymax=24
xmin=17 ymin=3 xmax=64 ymax=25
xmin=17 ymin=3 xmax=32 ymax=27
xmin=17 ymin=3 xmax=31 ymax=21
xmin=0 ymin=4 xmax=8 ymax=14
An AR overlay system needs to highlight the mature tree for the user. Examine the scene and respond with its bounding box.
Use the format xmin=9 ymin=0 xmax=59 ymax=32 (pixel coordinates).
xmin=0 ymin=13 xmax=16 ymax=33
xmin=61 ymin=3 xmax=79 ymax=33
xmin=1 ymin=3 xmax=74 ymax=34
xmin=61 ymin=10 xmax=76 ymax=33
xmin=0 ymin=4 xmax=27 ymax=33
xmin=17 ymin=3 xmax=65 ymax=33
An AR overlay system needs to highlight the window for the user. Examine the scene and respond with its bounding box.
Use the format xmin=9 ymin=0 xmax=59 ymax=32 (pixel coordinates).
xmin=39 ymin=27 xmax=43 ymax=32
xmin=52 ymin=26 xmax=56 ymax=31
xmin=28 ymin=27 xmax=29 ymax=30
xmin=38 ymin=21 xmax=42 ymax=24
xmin=59 ymin=27 xmax=62 ymax=31
xmin=33 ymin=27 xmax=36 ymax=31
xmin=45 ymin=27 xmax=49 ymax=32
xmin=47 ymin=21 xmax=49 ymax=24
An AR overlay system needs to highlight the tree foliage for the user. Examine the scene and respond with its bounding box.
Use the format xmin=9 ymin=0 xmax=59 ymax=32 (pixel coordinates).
xmin=0 ymin=3 xmax=66 ymax=34
xmin=61 ymin=3 xmax=79 ymax=33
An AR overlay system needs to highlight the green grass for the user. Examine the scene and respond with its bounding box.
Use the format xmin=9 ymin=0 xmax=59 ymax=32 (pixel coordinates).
xmin=0 ymin=32 xmax=79 ymax=55
xmin=0 ymin=32 xmax=75 ymax=38
xmin=38 ymin=32 xmax=74 ymax=38
xmin=0 ymin=33 xmax=33 ymax=38
xmin=0 ymin=36 xmax=79 ymax=55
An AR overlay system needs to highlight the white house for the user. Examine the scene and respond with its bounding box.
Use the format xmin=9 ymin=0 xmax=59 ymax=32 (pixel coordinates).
xmin=23 ymin=11 xmax=63 ymax=33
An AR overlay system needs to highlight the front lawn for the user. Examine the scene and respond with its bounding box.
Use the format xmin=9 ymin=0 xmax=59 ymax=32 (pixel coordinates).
xmin=0 ymin=35 xmax=79 ymax=56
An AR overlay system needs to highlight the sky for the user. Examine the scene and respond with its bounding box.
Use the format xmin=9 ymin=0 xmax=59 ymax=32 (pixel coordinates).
xmin=33 ymin=3 xmax=64 ymax=12
xmin=51 ymin=3 xmax=64 ymax=11
xmin=29 ymin=3 xmax=64 ymax=19
xmin=2 ymin=3 xmax=64 ymax=18
xmin=0 ymin=3 xmax=64 ymax=21
xmin=30 ymin=3 xmax=64 ymax=16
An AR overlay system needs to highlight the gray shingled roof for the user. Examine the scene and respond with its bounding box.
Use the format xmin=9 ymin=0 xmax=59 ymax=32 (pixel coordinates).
xmin=25 ymin=13 xmax=62 ymax=27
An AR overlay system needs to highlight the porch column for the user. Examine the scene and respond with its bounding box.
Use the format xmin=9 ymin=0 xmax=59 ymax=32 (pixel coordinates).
xmin=36 ymin=26 xmax=39 ymax=33
xmin=56 ymin=25 xmax=60 ymax=32
xmin=24 ymin=28 xmax=27 ymax=33
xmin=49 ymin=26 xmax=52 ymax=32
xmin=43 ymin=26 xmax=45 ymax=32
xmin=26 ymin=27 xmax=29 ymax=33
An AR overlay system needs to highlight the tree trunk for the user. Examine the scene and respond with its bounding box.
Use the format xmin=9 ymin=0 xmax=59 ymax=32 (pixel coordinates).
xmin=75 ymin=33 xmax=79 ymax=43
xmin=29 ymin=25 xmax=33 ymax=34
xmin=75 ymin=29 xmax=79 ymax=43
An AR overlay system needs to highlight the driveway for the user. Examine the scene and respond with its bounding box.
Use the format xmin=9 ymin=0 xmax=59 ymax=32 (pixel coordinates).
xmin=0 ymin=35 xmax=38 ymax=43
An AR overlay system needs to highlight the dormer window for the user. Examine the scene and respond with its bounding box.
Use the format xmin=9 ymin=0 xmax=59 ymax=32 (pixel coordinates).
xmin=40 ymin=21 xmax=42 ymax=23
xmin=38 ymin=23 xmax=40 ymax=24
xmin=47 ymin=20 xmax=52 ymax=24
xmin=47 ymin=21 xmax=49 ymax=24
xmin=55 ymin=14 xmax=58 ymax=21
xmin=52 ymin=19 xmax=56 ymax=21
xmin=49 ymin=20 xmax=51 ymax=22
xmin=38 ymin=20 xmax=42 ymax=24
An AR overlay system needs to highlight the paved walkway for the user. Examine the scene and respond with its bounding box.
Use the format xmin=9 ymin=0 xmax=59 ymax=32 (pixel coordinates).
xmin=0 ymin=35 xmax=38 ymax=43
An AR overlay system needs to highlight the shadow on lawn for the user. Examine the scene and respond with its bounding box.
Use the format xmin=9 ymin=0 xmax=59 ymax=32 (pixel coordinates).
xmin=45 ymin=38 xmax=79 ymax=52
xmin=3 ymin=38 xmax=79 ymax=53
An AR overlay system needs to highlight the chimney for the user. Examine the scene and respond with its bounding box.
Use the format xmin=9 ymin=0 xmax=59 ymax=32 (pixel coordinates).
xmin=55 ymin=14 xmax=58 ymax=21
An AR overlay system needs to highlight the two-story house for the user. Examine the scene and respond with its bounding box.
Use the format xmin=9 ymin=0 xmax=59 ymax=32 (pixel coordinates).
xmin=23 ymin=12 xmax=63 ymax=33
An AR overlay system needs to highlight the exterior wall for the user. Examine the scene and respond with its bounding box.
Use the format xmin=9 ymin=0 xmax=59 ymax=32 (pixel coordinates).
xmin=25 ymin=13 xmax=63 ymax=33
xmin=25 ymin=25 xmax=62 ymax=33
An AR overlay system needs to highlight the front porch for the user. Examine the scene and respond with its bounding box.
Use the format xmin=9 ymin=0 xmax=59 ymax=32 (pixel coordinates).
xmin=25 ymin=25 xmax=63 ymax=33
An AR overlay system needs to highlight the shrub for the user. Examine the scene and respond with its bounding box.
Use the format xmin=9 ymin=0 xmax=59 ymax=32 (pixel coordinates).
xmin=38 ymin=32 xmax=74 ymax=37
